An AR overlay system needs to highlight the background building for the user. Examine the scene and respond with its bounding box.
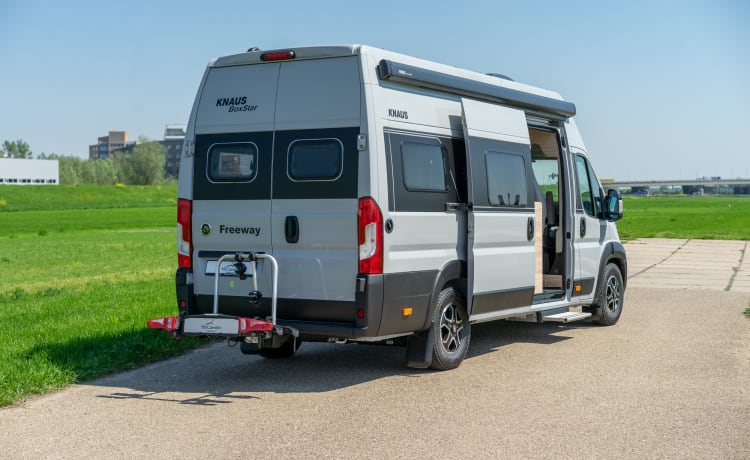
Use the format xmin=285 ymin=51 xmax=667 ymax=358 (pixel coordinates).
xmin=89 ymin=131 xmax=132 ymax=159
xmin=0 ymin=158 xmax=59 ymax=185
xmin=161 ymin=124 xmax=185 ymax=177
xmin=89 ymin=126 xmax=185 ymax=178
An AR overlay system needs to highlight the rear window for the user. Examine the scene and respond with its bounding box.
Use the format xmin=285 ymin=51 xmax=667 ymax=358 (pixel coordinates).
xmin=207 ymin=143 xmax=258 ymax=182
xmin=287 ymin=139 xmax=343 ymax=181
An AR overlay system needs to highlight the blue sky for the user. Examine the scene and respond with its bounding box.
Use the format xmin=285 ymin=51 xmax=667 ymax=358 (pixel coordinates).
xmin=1 ymin=0 xmax=748 ymax=180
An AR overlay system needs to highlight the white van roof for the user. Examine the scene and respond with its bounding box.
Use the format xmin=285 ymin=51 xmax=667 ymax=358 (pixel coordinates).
xmin=209 ymin=45 xmax=575 ymax=111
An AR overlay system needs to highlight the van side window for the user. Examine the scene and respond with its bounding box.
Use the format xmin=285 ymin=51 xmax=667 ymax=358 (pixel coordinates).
xmin=575 ymin=155 xmax=602 ymax=217
xmin=207 ymin=143 xmax=258 ymax=182
xmin=287 ymin=139 xmax=343 ymax=181
xmin=401 ymin=142 xmax=447 ymax=192
xmin=485 ymin=151 xmax=528 ymax=207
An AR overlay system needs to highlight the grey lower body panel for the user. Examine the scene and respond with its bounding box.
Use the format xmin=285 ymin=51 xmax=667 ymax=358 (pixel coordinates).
xmin=189 ymin=270 xmax=442 ymax=339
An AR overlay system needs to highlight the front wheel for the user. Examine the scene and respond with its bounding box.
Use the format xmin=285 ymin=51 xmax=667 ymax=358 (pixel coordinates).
xmin=593 ymin=263 xmax=624 ymax=326
xmin=430 ymin=286 xmax=471 ymax=370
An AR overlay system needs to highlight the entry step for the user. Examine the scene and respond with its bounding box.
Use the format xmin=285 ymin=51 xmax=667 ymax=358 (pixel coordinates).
xmin=542 ymin=311 xmax=592 ymax=323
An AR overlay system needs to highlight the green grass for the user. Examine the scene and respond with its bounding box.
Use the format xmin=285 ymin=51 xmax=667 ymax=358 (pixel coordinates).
xmin=618 ymin=195 xmax=750 ymax=240
xmin=0 ymin=207 xmax=175 ymax=237
xmin=0 ymin=184 xmax=202 ymax=407
xmin=0 ymin=183 xmax=177 ymax=211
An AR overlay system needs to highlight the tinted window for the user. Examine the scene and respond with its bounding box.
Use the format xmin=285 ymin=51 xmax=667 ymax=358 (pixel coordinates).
xmin=207 ymin=143 xmax=257 ymax=182
xmin=288 ymin=139 xmax=343 ymax=181
xmin=486 ymin=152 xmax=528 ymax=207
xmin=576 ymin=155 xmax=599 ymax=217
xmin=401 ymin=142 xmax=447 ymax=191
xmin=587 ymin=160 xmax=603 ymax=217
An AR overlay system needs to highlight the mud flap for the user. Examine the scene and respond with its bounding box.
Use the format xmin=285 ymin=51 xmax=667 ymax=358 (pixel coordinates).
xmin=406 ymin=326 xmax=435 ymax=369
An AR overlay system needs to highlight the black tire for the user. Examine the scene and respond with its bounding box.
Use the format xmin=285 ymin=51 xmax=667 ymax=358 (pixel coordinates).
xmin=593 ymin=263 xmax=624 ymax=326
xmin=429 ymin=286 xmax=471 ymax=370
xmin=239 ymin=341 xmax=260 ymax=355
xmin=258 ymin=338 xmax=301 ymax=359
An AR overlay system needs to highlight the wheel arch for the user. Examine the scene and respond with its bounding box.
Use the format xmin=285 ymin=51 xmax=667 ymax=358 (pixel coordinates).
xmin=593 ymin=241 xmax=627 ymax=305
xmin=420 ymin=259 xmax=466 ymax=331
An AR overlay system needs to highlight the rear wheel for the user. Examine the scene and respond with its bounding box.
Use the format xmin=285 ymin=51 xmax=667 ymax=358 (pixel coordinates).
xmin=593 ymin=263 xmax=624 ymax=326
xmin=430 ymin=286 xmax=470 ymax=370
xmin=258 ymin=338 xmax=301 ymax=359
xmin=240 ymin=338 xmax=301 ymax=358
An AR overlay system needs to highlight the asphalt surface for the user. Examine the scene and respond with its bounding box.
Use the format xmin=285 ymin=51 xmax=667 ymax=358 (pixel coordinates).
xmin=1 ymin=239 xmax=748 ymax=459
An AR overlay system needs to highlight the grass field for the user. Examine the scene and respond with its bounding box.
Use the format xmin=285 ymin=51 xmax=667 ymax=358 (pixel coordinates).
xmin=1 ymin=185 xmax=748 ymax=407
xmin=618 ymin=195 xmax=750 ymax=240
xmin=0 ymin=184 xmax=204 ymax=407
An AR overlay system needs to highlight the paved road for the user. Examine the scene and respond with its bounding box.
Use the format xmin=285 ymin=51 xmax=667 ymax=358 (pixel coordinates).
xmin=1 ymin=239 xmax=748 ymax=459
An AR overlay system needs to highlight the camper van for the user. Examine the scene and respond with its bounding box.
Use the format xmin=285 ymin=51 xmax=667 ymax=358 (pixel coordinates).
xmin=148 ymin=45 xmax=626 ymax=370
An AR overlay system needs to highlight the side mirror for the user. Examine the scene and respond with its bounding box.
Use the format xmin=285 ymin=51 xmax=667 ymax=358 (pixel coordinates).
xmin=604 ymin=189 xmax=623 ymax=221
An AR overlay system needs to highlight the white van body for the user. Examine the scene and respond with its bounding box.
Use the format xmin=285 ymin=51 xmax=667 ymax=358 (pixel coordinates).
xmin=163 ymin=45 xmax=626 ymax=369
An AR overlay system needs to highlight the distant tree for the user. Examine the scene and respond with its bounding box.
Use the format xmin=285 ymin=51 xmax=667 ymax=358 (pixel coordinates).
xmin=130 ymin=141 xmax=166 ymax=185
xmin=114 ymin=151 xmax=136 ymax=184
xmin=58 ymin=156 xmax=83 ymax=184
xmin=2 ymin=139 xmax=33 ymax=159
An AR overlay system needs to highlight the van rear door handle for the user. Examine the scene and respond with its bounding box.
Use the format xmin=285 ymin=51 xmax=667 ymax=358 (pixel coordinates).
xmin=285 ymin=216 xmax=299 ymax=243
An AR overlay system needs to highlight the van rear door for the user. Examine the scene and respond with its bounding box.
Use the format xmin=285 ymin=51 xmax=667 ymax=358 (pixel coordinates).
xmin=460 ymin=98 xmax=536 ymax=319
xmin=270 ymin=57 xmax=361 ymax=317
xmin=190 ymin=63 xmax=280 ymax=313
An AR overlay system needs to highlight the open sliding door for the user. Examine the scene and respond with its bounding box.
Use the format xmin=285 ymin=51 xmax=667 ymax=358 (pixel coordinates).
xmin=461 ymin=98 xmax=537 ymax=320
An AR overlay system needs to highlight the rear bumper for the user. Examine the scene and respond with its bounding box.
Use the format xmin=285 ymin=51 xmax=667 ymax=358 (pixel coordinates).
xmin=178 ymin=269 xmax=384 ymax=339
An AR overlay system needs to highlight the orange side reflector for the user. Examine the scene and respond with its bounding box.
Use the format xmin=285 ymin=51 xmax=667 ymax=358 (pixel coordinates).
xmin=575 ymin=284 xmax=582 ymax=293
xmin=402 ymin=307 xmax=413 ymax=317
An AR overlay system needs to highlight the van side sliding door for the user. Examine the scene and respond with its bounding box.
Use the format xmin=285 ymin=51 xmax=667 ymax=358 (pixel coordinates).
xmin=461 ymin=98 xmax=536 ymax=319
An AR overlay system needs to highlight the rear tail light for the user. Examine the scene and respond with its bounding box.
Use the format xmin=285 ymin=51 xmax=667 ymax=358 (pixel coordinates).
xmin=177 ymin=199 xmax=192 ymax=268
xmin=147 ymin=316 xmax=180 ymax=332
xmin=358 ymin=197 xmax=383 ymax=275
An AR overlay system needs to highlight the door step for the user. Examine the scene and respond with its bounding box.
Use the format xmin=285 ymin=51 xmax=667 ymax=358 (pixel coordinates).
xmin=542 ymin=311 xmax=592 ymax=323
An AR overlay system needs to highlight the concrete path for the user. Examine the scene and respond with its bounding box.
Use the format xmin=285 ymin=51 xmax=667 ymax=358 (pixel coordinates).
xmin=626 ymin=238 xmax=749 ymax=292
xmin=1 ymin=239 xmax=748 ymax=459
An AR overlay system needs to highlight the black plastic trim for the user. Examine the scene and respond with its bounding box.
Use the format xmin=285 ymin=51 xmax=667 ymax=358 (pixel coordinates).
xmin=175 ymin=268 xmax=195 ymax=315
xmin=532 ymin=290 xmax=565 ymax=304
xmin=423 ymin=260 xmax=466 ymax=330
xmin=377 ymin=270 xmax=439 ymax=336
xmin=378 ymin=59 xmax=576 ymax=120
xmin=573 ymin=277 xmax=595 ymax=297
xmin=471 ymin=286 xmax=534 ymax=315
xmin=195 ymin=294 xmax=358 ymax=324
xmin=593 ymin=241 xmax=628 ymax=304
xmin=355 ymin=274 xmax=384 ymax=331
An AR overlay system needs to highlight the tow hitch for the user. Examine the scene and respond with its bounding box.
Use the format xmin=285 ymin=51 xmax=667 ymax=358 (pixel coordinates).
xmin=148 ymin=252 xmax=298 ymax=349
